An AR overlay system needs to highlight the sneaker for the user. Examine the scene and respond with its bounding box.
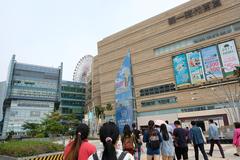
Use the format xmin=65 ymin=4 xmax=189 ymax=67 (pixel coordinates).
xmin=234 ymin=153 xmax=240 ymax=156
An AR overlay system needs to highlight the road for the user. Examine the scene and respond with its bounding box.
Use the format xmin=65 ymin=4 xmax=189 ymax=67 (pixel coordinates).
xmin=89 ymin=140 xmax=238 ymax=160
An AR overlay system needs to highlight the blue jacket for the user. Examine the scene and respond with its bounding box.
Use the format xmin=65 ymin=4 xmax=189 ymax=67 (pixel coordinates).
xmin=190 ymin=126 xmax=204 ymax=145
xmin=208 ymin=123 xmax=220 ymax=140
xmin=143 ymin=129 xmax=162 ymax=155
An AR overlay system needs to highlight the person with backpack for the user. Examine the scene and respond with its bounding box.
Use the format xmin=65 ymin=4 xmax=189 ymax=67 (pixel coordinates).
xmin=143 ymin=120 xmax=162 ymax=160
xmin=160 ymin=124 xmax=175 ymax=160
xmin=64 ymin=123 xmax=96 ymax=160
xmin=121 ymin=124 xmax=136 ymax=155
xmin=88 ymin=122 xmax=134 ymax=160
xmin=132 ymin=123 xmax=142 ymax=160
xmin=173 ymin=120 xmax=188 ymax=160
xmin=189 ymin=121 xmax=208 ymax=160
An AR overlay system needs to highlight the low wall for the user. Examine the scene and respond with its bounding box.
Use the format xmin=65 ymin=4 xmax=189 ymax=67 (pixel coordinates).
xmin=0 ymin=152 xmax=63 ymax=160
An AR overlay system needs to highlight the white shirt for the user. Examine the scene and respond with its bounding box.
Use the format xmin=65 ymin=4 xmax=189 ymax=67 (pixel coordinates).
xmin=88 ymin=149 xmax=134 ymax=160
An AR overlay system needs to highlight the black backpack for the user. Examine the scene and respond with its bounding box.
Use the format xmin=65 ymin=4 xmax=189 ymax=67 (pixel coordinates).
xmin=148 ymin=129 xmax=160 ymax=149
xmin=92 ymin=151 xmax=128 ymax=160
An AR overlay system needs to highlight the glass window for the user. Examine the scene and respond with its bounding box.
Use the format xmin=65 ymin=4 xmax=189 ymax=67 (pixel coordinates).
xmin=154 ymin=21 xmax=240 ymax=56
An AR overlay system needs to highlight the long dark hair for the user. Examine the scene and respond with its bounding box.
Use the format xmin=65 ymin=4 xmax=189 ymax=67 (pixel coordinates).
xmin=100 ymin=122 xmax=119 ymax=160
xmin=65 ymin=123 xmax=89 ymax=160
xmin=160 ymin=124 xmax=169 ymax=141
xmin=123 ymin=124 xmax=132 ymax=137
xmin=148 ymin=120 xmax=155 ymax=135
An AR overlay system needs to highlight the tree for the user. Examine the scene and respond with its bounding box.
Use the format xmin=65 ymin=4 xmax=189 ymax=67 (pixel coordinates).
xmin=22 ymin=122 xmax=41 ymax=137
xmin=95 ymin=105 xmax=105 ymax=119
xmin=22 ymin=112 xmax=80 ymax=137
xmin=106 ymin=103 xmax=113 ymax=111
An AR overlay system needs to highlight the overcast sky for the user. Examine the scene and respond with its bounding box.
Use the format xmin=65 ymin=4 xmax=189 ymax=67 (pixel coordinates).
xmin=0 ymin=0 xmax=189 ymax=82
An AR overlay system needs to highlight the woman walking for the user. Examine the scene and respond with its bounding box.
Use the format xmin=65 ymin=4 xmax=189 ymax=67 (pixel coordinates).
xmin=160 ymin=124 xmax=175 ymax=160
xmin=143 ymin=120 xmax=162 ymax=160
xmin=233 ymin=122 xmax=240 ymax=157
xmin=88 ymin=122 xmax=134 ymax=160
xmin=64 ymin=123 xmax=96 ymax=160
xmin=121 ymin=124 xmax=136 ymax=155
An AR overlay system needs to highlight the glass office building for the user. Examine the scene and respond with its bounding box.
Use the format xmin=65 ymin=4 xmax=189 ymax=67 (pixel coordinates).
xmin=1 ymin=55 xmax=62 ymax=136
xmin=60 ymin=81 xmax=86 ymax=121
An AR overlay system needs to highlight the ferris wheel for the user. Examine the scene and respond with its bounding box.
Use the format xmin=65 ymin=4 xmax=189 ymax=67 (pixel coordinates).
xmin=73 ymin=55 xmax=93 ymax=83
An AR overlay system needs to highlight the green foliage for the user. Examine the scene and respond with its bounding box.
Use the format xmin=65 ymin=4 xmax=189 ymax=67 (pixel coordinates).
xmin=22 ymin=112 xmax=80 ymax=137
xmin=106 ymin=103 xmax=113 ymax=111
xmin=95 ymin=105 xmax=105 ymax=119
xmin=0 ymin=141 xmax=64 ymax=157
xmin=22 ymin=122 xmax=41 ymax=137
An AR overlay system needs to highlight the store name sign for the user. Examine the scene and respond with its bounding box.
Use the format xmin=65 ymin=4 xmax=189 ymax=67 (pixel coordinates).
xmin=168 ymin=0 xmax=221 ymax=25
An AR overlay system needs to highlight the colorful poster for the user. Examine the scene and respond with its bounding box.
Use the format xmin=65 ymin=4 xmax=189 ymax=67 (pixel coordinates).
xmin=172 ymin=54 xmax=191 ymax=86
xmin=218 ymin=40 xmax=240 ymax=77
xmin=201 ymin=46 xmax=223 ymax=80
xmin=186 ymin=51 xmax=206 ymax=84
xmin=115 ymin=51 xmax=134 ymax=133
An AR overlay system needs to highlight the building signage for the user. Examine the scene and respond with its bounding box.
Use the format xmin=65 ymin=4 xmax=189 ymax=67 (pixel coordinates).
xmin=201 ymin=45 xmax=223 ymax=80
xmin=172 ymin=54 xmax=191 ymax=87
xmin=168 ymin=0 xmax=221 ymax=25
xmin=218 ymin=40 xmax=240 ymax=76
xmin=186 ymin=51 xmax=206 ymax=84
xmin=115 ymin=51 xmax=134 ymax=133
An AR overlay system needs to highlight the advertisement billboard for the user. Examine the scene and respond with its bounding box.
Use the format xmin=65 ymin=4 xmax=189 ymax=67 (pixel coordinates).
xmin=115 ymin=51 xmax=134 ymax=133
xmin=186 ymin=51 xmax=206 ymax=84
xmin=201 ymin=45 xmax=223 ymax=80
xmin=218 ymin=40 xmax=240 ymax=77
xmin=172 ymin=54 xmax=191 ymax=86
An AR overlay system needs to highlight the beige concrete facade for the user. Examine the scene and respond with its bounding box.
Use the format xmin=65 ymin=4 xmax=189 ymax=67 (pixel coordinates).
xmin=92 ymin=0 xmax=240 ymax=128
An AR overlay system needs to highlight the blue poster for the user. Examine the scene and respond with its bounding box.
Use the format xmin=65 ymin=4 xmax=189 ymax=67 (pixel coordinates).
xmin=115 ymin=51 xmax=134 ymax=133
xmin=172 ymin=54 xmax=191 ymax=87
xmin=186 ymin=51 xmax=206 ymax=84
xmin=201 ymin=46 xmax=223 ymax=80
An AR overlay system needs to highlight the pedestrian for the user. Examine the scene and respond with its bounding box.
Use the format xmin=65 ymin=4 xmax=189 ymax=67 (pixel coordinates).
xmin=143 ymin=120 xmax=162 ymax=160
xmin=189 ymin=121 xmax=208 ymax=160
xmin=64 ymin=123 xmax=96 ymax=160
xmin=207 ymin=119 xmax=225 ymax=158
xmin=165 ymin=120 xmax=174 ymax=135
xmin=173 ymin=120 xmax=188 ymax=160
xmin=122 ymin=124 xmax=136 ymax=155
xmin=88 ymin=121 xmax=134 ymax=160
xmin=233 ymin=122 xmax=240 ymax=157
xmin=185 ymin=127 xmax=191 ymax=144
xmin=160 ymin=124 xmax=175 ymax=160
xmin=132 ymin=123 xmax=142 ymax=160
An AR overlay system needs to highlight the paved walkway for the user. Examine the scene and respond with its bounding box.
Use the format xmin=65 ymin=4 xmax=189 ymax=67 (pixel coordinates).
xmin=89 ymin=140 xmax=238 ymax=160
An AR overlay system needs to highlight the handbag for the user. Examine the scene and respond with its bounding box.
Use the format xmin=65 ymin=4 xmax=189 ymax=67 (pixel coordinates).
xmin=199 ymin=127 xmax=207 ymax=143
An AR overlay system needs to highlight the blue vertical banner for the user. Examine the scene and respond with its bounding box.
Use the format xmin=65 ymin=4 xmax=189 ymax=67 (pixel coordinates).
xmin=172 ymin=54 xmax=191 ymax=87
xmin=201 ymin=46 xmax=223 ymax=80
xmin=186 ymin=51 xmax=206 ymax=84
xmin=115 ymin=51 xmax=134 ymax=133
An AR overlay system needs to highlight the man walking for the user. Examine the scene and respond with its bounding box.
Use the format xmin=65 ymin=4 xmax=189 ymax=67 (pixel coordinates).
xmin=173 ymin=120 xmax=188 ymax=160
xmin=207 ymin=119 xmax=225 ymax=158
xmin=190 ymin=121 xmax=208 ymax=160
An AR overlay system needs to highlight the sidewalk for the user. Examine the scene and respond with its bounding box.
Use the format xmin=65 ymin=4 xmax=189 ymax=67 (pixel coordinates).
xmin=141 ymin=144 xmax=237 ymax=160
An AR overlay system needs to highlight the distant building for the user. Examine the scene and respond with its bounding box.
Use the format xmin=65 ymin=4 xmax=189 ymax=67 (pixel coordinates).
xmin=93 ymin=0 xmax=240 ymax=130
xmin=60 ymin=81 xmax=86 ymax=121
xmin=0 ymin=81 xmax=6 ymax=134
xmin=1 ymin=55 xmax=62 ymax=136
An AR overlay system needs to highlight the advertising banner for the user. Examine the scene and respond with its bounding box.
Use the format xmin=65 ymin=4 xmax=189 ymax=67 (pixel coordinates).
xmin=218 ymin=40 xmax=240 ymax=77
xmin=186 ymin=51 xmax=206 ymax=84
xmin=115 ymin=51 xmax=134 ymax=133
xmin=201 ymin=46 xmax=223 ymax=80
xmin=172 ymin=54 xmax=191 ymax=87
